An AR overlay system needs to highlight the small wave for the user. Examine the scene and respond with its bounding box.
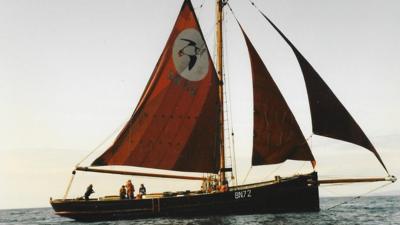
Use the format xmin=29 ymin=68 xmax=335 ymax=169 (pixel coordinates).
xmin=1 ymin=196 xmax=399 ymax=225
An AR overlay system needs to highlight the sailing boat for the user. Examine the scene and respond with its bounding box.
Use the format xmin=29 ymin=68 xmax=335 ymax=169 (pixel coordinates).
xmin=50 ymin=0 xmax=396 ymax=221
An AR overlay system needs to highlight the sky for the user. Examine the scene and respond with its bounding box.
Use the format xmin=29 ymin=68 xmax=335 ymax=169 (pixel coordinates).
xmin=0 ymin=0 xmax=399 ymax=209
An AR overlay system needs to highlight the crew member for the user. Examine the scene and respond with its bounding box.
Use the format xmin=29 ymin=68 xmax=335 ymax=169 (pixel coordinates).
xmin=139 ymin=184 xmax=146 ymax=195
xmin=126 ymin=180 xmax=135 ymax=199
xmin=119 ymin=185 xmax=127 ymax=199
xmin=84 ymin=184 xmax=94 ymax=200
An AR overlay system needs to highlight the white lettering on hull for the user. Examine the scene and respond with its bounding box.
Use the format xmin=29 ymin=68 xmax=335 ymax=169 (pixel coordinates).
xmin=234 ymin=190 xmax=252 ymax=199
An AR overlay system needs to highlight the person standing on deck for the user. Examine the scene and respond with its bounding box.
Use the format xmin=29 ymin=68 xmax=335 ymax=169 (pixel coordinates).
xmin=119 ymin=185 xmax=127 ymax=199
xmin=84 ymin=184 xmax=94 ymax=200
xmin=220 ymin=179 xmax=229 ymax=192
xmin=139 ymin=184 xmax=146 ymax=195
xmin=126 ymin=180 xmax=135 ymax=199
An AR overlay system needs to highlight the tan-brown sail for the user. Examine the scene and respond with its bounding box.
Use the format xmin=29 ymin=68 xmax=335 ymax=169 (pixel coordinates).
xmin=241 ymin=28 xmax=315 ymax=167
xmin=257 ymin=10 xmax=388 ymax=173
xmin=92 ymin=0 xmax=221 ymax=173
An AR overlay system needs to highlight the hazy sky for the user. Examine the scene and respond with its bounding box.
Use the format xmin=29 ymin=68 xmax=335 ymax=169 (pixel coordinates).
xmin=0 ymin=0 xmax=399 ymax=209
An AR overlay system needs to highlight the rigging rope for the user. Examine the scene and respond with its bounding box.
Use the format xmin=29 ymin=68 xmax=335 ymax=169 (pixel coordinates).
xmin=230 ymin=132 xmax=238 ymax=185
xmin=225 ymin=2 xmax=238 ymax=22
xmin=226 ymin=12 xmax=238 ymax=187
xmin=193 ymin=0 xmax=205 ymax=24
xmin=264 ymin=164 xmax=283 ymax=180
xmin=247 ymin=0 xmax=395 ymax=176
xmin=248 ymin=0 xmax=260 ymax=12
xmin=75 ymin=119 xmax=127 ymax=167
xmin=63 ymin=171 xmax=76 ymax=200
xmin=64 ymin=115 xmax=128 ymax=198
xmin=297 ymin=161 xmax=307 ymax=174
xmin=226 ymin=2 xmax=311 ymax=182
xmin=242 ymin=166 xmax=253 ymax=184
xmin=307 ymin=134 xmax=313 ymax=155
xmin=221 ymin=6 xmax=238 ymax=186
xmin=193 ymin=0 xmax=205 ymax=10
xmin=325 ymin=181 xmax=393 ymax=210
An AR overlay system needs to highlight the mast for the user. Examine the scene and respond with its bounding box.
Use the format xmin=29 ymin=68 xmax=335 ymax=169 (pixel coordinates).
xmin=216 ymin=0 xmax=225 ymax=184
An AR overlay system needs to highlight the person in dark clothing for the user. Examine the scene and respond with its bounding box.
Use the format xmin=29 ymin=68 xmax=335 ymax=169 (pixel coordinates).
xmin=139 ymin=184 xmax=146 ymax=195
xmin=119 ymin=185 xmax=127 ymax=199
xmin=84 ymin=184 xmax=94 ymax=200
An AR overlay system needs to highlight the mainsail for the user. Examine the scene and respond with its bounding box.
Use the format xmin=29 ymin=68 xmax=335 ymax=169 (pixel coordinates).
xmin=256 ymin=10 xmax=388 ymax=173
xmin=92 ymin=0 xmax=221 ymax=173
xmin=241 ymin=28 xmax=315 ymax=167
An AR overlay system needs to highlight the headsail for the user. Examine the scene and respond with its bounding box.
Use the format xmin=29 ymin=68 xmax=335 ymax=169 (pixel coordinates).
xmin=240 ymin=28 xmax=315 ymax=167
xmin=92 ymin=0 xmax=221 ymax=173
xmin=256 ymin=9 xmax=388 ymax=173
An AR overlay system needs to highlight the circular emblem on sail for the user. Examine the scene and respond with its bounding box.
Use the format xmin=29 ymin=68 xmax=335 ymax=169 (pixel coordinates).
xmin=172 ymin=28 xmax=209 ymax=81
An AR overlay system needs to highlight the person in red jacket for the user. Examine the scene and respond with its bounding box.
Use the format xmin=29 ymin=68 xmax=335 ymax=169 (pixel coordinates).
xmin=126 ymin=180 xmax=135 ymax=199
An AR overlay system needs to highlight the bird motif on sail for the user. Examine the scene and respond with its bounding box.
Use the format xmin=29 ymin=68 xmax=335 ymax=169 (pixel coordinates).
xmin=91 ymin=0 xmax=221 ymax=173
xmin=178 ymin=39 xmax=201 ymax=70
xmin=173 ymin=28 xmax=209 ymax=81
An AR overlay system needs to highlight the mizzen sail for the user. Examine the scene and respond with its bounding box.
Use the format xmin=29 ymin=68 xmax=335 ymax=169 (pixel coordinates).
xmin=92 ymin=0 xmax=221 ymax=173
xmin=241 ymin=28 xmax=315 ymax=167
xmin=257 ymin=10 xmax=388 ymax=173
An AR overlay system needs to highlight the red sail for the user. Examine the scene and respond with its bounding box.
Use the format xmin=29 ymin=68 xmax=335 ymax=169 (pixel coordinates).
xmin=92 ymin=0 xmax=221 ymax=173
xmin=258 ymin=11 xmax=388 ymax=173
xmin=241 ymin=29 xmax=315 ymax=166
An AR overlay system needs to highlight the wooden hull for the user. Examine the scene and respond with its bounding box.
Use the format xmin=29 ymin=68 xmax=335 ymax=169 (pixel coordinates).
xmin=51 ymin=172 xmax=319 ymax=221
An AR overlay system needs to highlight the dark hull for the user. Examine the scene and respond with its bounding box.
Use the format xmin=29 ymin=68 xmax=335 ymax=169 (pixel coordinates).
xmin=51 ymin=172 xmax=319 ymax=221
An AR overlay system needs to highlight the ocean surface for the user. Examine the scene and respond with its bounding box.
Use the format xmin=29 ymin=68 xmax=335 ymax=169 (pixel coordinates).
xmin=0 ymin=196 xmax=399 ymax=225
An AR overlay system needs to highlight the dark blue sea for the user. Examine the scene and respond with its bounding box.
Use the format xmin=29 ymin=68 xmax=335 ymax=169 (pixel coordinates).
xmin=0 ymin=196 xmax=399 ymax=225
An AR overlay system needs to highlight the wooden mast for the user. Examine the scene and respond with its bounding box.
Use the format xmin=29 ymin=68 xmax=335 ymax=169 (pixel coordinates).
xmin=216 ymin=0 xmax=225 ymax=184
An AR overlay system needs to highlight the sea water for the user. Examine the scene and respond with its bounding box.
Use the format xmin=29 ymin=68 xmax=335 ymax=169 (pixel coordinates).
xmin=0 ymin=196 xmax=399 ymax=225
